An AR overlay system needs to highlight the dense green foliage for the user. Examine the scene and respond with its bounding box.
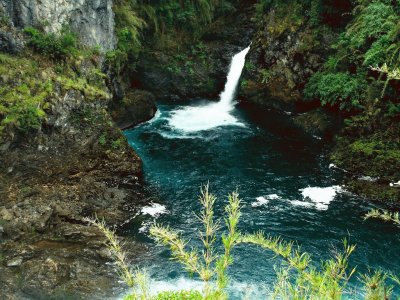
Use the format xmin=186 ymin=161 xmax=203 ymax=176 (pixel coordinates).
xmin=304 ymin=72 xmax=367 ymax=110
xmin=305 ymin=0 xmax=400 ymax=112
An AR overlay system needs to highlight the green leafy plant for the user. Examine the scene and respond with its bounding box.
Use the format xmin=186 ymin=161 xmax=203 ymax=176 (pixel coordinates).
xmin=304 ymin=72 xmax=367 ymax=111
xmin=150 ymin=184 xmax=241 ymax=299
xmin=24 ymin=26 xmax=79 ymax=59
xmin=239 ymin=234 xmax=356 ymax=299
xmin=85 ymin=217 xmax=151 ymax=299
xmin=88 ymin=187 xmax=400 ymax=299
xmin=98 ymin=133 xmax=107 ymax=146
xmin=364 ymin=209 xmax=400 ymax=226
xmin=259 ymin=68 xmax=271 ymax=84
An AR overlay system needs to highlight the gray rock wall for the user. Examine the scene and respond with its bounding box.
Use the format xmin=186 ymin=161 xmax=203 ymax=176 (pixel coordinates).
xmin=0 ymin=0 xmax=116 ymax=50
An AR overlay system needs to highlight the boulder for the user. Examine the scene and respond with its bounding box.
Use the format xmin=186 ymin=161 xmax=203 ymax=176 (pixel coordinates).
xmin=110 ymin=89 xmax=157 ymax=129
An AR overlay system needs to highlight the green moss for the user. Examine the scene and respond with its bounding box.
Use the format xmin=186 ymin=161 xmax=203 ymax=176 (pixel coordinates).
xmin=111 ymin=137 xmax=124 ymax=150
xmin=0 ymin=54 xmax=53 ymax=135
xmin=98 ymin=133 xmax=107 ymax=146
xmin=350 ymin=140 xmax=383 ymax=156
xmin=56 ymin=76 xmax=109 ymax=101
xmin=0 ymin=50 xmax=109 ymax=139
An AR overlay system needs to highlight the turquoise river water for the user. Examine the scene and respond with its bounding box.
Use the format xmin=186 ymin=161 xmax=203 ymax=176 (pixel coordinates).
xmin=124 ymin=99 xmax=400 ymax=299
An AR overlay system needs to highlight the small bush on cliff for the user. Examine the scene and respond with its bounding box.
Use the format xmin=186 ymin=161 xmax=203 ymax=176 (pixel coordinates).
xmin=24 ymin=26 xmax=79 ymax=59
xmin=0 ymin=54 xmax=51 ymax=136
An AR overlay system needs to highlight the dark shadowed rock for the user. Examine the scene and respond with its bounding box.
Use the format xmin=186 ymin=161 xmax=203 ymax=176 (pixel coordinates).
xmin=110 ymin=89 xmax=157 ymax=129
xmin=135 ymin=1 xmax=257 ymax=101
xmin=0 ymin=31 xmax=23 ymax=54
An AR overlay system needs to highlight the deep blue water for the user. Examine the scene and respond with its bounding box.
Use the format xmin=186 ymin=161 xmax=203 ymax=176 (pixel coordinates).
xmin=124 ymin=100 xmax=400 ymax=298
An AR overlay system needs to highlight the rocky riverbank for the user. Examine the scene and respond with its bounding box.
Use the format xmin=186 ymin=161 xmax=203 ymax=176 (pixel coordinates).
xmin=0 ymin=3 xmax=155 ymax=297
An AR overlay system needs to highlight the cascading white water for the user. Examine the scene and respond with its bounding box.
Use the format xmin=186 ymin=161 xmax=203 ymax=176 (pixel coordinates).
xmin=218 ymin=46 xmax=251 ymax=109
xmin=167 ymin=46 xmax=251 ymax=134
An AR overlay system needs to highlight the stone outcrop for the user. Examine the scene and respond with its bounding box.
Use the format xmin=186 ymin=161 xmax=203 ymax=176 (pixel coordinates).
xmin=239 ymin=10 xmax=336 ymax=112
xmin=0 ymin=0 xmax=116 ymax=50
xmin=110 ymin=89 xmax=157 ymax=129
xmin=135 ymin=2 xmax=257 ymax=101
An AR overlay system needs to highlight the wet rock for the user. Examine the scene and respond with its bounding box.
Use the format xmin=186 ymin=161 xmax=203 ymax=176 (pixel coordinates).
xmin=239 ymin=9 xmax=336 ymax=111
xmin=292 ymin=108 xmax=341 ymax=139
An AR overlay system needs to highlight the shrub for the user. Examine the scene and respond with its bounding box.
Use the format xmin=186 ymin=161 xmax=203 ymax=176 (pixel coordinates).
xmin=304 ymin=72 xmax=367 ymax=111
xmin=24 ymin=26 xmax=78 ymax=59
xmin=150 ymin=184 xmax=241 ymax=299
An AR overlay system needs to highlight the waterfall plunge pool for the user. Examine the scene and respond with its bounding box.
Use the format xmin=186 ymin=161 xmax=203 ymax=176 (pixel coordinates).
xmin=123 ymin=48 xmax=400 ymax=299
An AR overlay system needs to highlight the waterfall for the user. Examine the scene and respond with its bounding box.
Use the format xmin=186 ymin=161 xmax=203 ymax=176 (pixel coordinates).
xmin=218 ymin=46 xmax=251 ymax=109
xmin=167 ymin=46 xmax=251 ymax=134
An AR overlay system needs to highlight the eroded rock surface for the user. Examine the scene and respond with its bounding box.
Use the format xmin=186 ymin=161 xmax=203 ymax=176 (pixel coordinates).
xmin=0 ymin=0 xmax=116 ymax=50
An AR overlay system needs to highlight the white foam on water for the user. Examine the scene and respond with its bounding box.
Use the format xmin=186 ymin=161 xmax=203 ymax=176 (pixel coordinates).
xmin=289 ymin=200 xmax=314 ymax=208
xmin=147 ymin=109 xmax=161 ymax=124
xmin=138 ymin=221 xmax=152 ymax=233
xmin=141 ymin=203 xmax=168 ymax=217
xmin=139 ymin=203 xmax=168 ymax=233
xmin=359 ymin=175 xmax=378 ymax=182
xmin=312 ymin=135 xmax=322 ymax=140
xmin=251 ymin=194 xmax=280 ymax=207
xmin=167 ymin=46 xmax=250 ymax=133
xmin=300 ymin=186 xmax=342 ymax=211
xmin=148 ymin=277 xmax=204 ymax=295
xmin=125 ymin=277 xmax=270 ymax=300
xmin=168 ymin=103 xmax=246 ymax=132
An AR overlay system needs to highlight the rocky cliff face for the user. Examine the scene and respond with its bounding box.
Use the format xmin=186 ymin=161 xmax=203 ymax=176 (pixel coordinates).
xmin=0 ymin=0 xmax=116 ymax=50
xmin=135 ymin=2 xmax=256 ymax=101
xmin=239 ymin=8 xmax=335 ymax=111
xmin=235 ymin=5 xmax=343 ymax=139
